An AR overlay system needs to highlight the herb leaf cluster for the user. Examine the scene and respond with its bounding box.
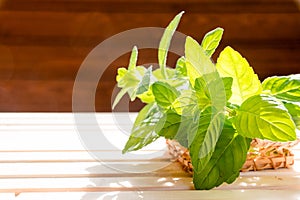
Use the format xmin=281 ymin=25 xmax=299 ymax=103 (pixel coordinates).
xmin=113 ymin=12 xmax=299 ymax=190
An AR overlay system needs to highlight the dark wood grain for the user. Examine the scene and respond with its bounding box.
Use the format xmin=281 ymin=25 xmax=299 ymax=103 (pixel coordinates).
xmin=0 ymin=46 xmax=298 ymax=80
xmin=0 ymin=0 xmax=299 ymax=111
xmin=2 ymin=0 xmax=299 ymax=13
xmin=0 ymin=12 xmax=299 ymax=42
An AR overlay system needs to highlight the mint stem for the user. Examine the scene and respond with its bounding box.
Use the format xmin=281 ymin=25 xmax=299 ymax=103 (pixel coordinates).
xmin=225 ymin=106 xmax=236 ymax=117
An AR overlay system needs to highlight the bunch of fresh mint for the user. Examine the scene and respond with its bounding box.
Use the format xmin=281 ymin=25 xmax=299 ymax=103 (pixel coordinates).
xmin=113 ymin=12 xmax=300 ymax=190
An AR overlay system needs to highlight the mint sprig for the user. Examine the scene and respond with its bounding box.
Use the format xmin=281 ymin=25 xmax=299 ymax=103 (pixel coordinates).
xmin=114 ymin=12 xmax=299 ymax=190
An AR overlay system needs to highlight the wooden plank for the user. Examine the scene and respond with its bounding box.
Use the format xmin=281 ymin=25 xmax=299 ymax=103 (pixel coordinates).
xmin=0 ymin=130 xmax=167 ymax=151
xmin=0 ymin=150 xmax=173 ymax=162
xmin=2 ymin=0 xmax=299 ymax=13
xmin=14 ymin=190 xmax=300 ymax=200
xmin=0 ymin=45 xmax=298 ymax=81
xmin=0 ymin=12 xmax=298 ymax=42
xmin=2 ymin=148 xmax=297 ymax=161
xmin=0 ymin=170 xmax=300 ymax=193
xmin=0 ymin=113 xmax=166 ymax=151
xmin=0 ymin=161 xmax=185 ymax=178
xmin=0 ymin=132 xmax=85 ymax=150
xmin=0 ymin=176 xmax=194 ymax=193
xmin=0 ymin=113 xmax=298 ymax=197
xmin=0 ymin=113 xmax=298 ymax=151
xmin=3 ymin=149 xmax=295 ymax=165
xmin=0 ymin=1 xmax=298 ymax=114
xmin=0 ymin=80 xmax=74 ymax=111
xmin=0 ymin=80 xmax=141 ymax=111
xmin=0 ymin=56 xmax=298 ymax=112
xmin=0 ymin=151 xmax=96 ymax=162
xmin=0 ymin=112 xmax=137 ymax=124
xmin=0 ymin=160 xmax=298 ymax=178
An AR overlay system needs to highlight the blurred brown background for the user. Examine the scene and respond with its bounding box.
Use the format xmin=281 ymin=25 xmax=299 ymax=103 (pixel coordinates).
xmin=0 ymin=0 xmax=299 ymax=112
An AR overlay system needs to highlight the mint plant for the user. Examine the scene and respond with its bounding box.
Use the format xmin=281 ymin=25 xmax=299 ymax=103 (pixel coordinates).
xmin=113 ymin=12 xmax=299 ymax=190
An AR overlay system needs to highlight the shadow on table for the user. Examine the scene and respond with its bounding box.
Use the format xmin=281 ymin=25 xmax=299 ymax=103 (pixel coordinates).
xmin=80 ymin=158 xmax=190 ymax=200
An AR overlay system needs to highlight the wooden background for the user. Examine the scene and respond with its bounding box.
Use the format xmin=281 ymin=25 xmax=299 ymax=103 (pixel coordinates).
xmin=0 ymin=0 xmax=299 ymax=112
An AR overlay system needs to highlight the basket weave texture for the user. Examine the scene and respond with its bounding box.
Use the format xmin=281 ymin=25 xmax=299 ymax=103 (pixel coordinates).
xmin=167 ymin=138 xmax=299 ymax=173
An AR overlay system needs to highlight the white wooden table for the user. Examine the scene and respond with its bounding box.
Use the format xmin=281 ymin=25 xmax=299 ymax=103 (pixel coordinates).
xmin=0 ymin=113 xmax=299 ymax=200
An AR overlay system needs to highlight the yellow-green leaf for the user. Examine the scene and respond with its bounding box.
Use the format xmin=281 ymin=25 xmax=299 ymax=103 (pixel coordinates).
xmin=193 ymin=125 xmax=250 ymax=190
xmin=152 ymin=82 xmax=179 ymax=108
xmin=262 ymin=75 xmax=300 ymax=102
xmin=128 ymin=46 xmax=138 ymax=70
xmin=122 ymin=103 xmax=162 ymax=154
xmin=201 ymin=27 xmax=224 ymax=57
xmin=234 ymin=94 xmax=297 ymax=142
xmin=216 ymin=46 xmax=262 ymax=105
xmin=185 ymin=36 xmax=216 ymax=86
xmin=159 ymin=11 xmax=184 ymax=79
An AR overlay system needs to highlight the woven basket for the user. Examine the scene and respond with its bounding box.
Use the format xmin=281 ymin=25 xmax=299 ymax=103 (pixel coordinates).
xmin=167 ymin=138 xmax=300 ymax=173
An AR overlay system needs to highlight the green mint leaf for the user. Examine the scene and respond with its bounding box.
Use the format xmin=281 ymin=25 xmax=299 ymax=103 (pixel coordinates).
xmin=222 ymin=77 xmax=233 ymax=100
xmin=175 ymin=56 xmax=187 ymax=77
xmin=156 ymin=109 xmax=199 ymax=148
xmin=226 ymin=171 xmax=240 ymax=185
xmin=194 ymin=77 xmax=210 ymax=109
xmin=136 ymin=88 xmax=155 ymax=104
xmin=113 ymin=67 xmax=139 ymax=109
xmin=153 ymin=67 xmax=190 ymax=90
xmin=153 ymin=67 xmax=190 ymax=94
xmin=128 ymin=46 xmax=138 ymax=70
xmin=117 ymin=66 xmax=144 ymax=89
xmin=216 ymin=46 xmax=262 ymax=105
xmin=178 ymin=116 xmax=199 ymax=148
xmin=136 ymin=66 xmax=153 ymax=95
xmin=283 ymin=102 xmax=300 ymax=130
xmin=189 ymin=107 xmax=225 ymax=171
xmin=159 ymin=11 xmax=184 ymax=79
xmin=116 ymin=67 xmax=127 ymax=82
xmin=112 ymin=88 xmax=128 ymax=109
xmin=112 ymin=66 xmax=146 ymax=108
xmin=234 ymin=94 xmax=297 ymax=141
xmin=152 ymin=68 xmax=176 ymax=80
xmin=192 ymin=122 xmax=251 ymax=190
xmin=122 ymin=103 xmax=162 ymax=154
xmin=164 ymin=78 xmax=189 ymax=92
xmin=172 ymin=90 xmax=198 ymax=116
xmin=156 ymin=110 xmax=182 ymax=139
xmin=262 ymin=75 xmax=300 ymax=102
xmin=152 ymin=81 xmax=179 ymax=108
xmin=201 ymin=27 xmax=224 ymax=57
xmin=193 ymin=72 xmax=227 ymax=112
xmin=185 ymin=36 xmax=216 ymax=85
xmin=113 ymin=46 xmax=144 ymax=108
